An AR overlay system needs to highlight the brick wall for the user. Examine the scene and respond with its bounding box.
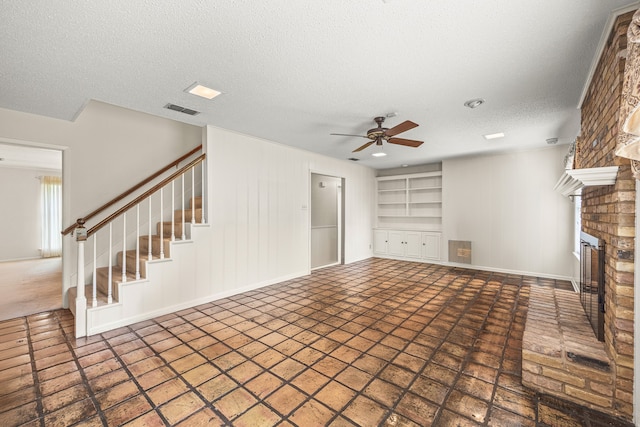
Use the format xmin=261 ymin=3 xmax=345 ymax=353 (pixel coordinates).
xmin=575 ymin=10 xmax=635 ymax=419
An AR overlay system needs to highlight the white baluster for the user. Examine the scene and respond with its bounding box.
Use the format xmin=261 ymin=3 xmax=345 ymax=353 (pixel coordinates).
xmin=201 ymin=161 xmax=206 ymax=224
xmin=122 ymin=213 xmax=127 ymax=282
xmin=135 ymin=204 xmax=140 ymax=280
xmin=181 ymin=173 xmax=186 ymax=240
xmin=160 ymin=187 xmax=165 ymax=259
xmin=108 ymin=222 xmax=113 ymax=304
xmin=92 ymin=235 xmax=97 ymax=307
xmin=171 ymin=180 xmax=175 ymax=242
xmin=148 ymin=197 xmax=152 ymax=261
xmin=191 ymin=167 xmax=196 ymax=225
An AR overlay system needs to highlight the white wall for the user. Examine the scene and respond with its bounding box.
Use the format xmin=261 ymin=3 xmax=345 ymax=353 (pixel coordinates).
xmin=442 ymin=145 xmax=574 ymax=278
xmin=206 ymin=126 xmax=375 ymax=293
xmin=0 ymin=101 xmax=202 ymax=303
xmin=0 ymin=167 xmax=61 ymax=261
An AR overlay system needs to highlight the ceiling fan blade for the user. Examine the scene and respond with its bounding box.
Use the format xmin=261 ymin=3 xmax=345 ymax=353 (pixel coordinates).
xmin=330 ymin=133 xmax=369 ymax=138
xmin=388 ymin=137 xmax=424 ymax=148
xmin=385 ymin=120 xmax=419 ymax=137
xmin=353 ymin=141 xmax=375 ymax=152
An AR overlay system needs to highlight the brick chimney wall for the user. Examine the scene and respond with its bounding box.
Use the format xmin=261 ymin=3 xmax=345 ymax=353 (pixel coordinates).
xmin=575 ymin=10 xmax=635 ymax=418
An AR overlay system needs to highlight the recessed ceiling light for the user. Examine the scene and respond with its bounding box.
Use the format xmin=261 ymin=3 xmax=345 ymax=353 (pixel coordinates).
xmin=185 ymin=82 xmax=221 ymax=100
xmin=401 ymin=164 xmax=409 ymax=167
xmin=464 ymin=98 xmax=485 ymax=109
xmin=483 ymin=132 xmax=505 ymax=140
xmin=372 ymin=152 xmax=387 ymax=157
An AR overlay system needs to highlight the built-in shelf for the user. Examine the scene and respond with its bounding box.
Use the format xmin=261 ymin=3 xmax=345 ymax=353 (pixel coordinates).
xmin=376 ymin=171 xmax=442 ymax=230
xmin=554 ymin=166 xmax=619 ymax=197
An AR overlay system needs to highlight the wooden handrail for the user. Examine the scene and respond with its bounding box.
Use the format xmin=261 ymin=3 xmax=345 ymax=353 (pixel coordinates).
xmin=62 ymin=145 xmax=202 ymax=235
xmin=86 ymin=154 xmax=205 ymax=237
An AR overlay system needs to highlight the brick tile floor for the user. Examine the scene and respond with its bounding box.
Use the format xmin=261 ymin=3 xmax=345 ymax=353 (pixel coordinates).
xmin=0 ymin=258 xmax=633 ymax=426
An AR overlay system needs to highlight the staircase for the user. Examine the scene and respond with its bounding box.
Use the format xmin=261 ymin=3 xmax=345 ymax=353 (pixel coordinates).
xmin=68 ymin=196 xmax=203 ymax=310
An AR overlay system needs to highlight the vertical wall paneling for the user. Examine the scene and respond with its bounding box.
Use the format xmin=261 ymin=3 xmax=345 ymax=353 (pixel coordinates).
xmin=207 ymin=126 xmax=375 ymax=294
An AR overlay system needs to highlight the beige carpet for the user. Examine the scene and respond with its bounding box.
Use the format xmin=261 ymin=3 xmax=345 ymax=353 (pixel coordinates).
xmin=0 ymin=257 xmax=62 ymax=321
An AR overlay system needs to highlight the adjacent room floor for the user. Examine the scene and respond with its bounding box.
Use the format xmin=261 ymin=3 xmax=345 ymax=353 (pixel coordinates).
xmin=0 ymin=257 xmax=62 ymax=322
xmin=0 ymin=258 xmax=633 ymax=426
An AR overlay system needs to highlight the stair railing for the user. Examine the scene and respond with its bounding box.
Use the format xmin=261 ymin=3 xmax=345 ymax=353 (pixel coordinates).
xmin=68 ymin=148 xmax=206 ymax=337
xmin=62 ymin=144 xmax=203 ymax=237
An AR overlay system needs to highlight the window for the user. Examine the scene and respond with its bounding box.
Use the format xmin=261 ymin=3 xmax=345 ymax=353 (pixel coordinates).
xmin=574 ymin=194 xmax=582 ymax=256
xmin=40 ymin=176 xmax=62 ymax=258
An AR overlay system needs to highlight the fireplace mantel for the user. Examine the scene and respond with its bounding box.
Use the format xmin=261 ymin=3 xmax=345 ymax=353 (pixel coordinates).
xmin=554 ymin=166 xmax=619 ymax=197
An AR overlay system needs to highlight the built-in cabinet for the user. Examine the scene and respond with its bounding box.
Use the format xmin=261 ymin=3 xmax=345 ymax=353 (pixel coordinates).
xmin=374 ymin=170 xmax=443 ymax=262
xmin=373 ymin=229 xmax=441 ymax=260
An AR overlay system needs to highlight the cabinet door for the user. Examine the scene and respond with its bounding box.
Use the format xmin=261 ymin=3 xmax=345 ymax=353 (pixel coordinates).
xmin=388 ymin=231 xmax=405 ymax=256
xmin=422 ymin=233 xmax=441 ymax=260
xmin=405 ymin=231 xmax=423 ymax=258
xmin=373 ymin=230 xmax=389 ymax=254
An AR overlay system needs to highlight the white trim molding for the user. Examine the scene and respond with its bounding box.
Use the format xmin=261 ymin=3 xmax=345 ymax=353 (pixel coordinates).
xmin=554 ymin=166 xmax=619 ymax=197
xmin=578 ymin=2 xmax=640 ymax=109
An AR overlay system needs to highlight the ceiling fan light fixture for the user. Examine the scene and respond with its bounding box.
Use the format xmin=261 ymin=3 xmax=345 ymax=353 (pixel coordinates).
xmin=464 ymin=98 xmax=485 ymax=109
xmin=372 ymin=152 xmax=387 ymax=157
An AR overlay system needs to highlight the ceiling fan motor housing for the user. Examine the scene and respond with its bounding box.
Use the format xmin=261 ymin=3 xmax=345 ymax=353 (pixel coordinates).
xmin=330 ymin=116 xmax=423 ymax=152
xmin=367 ymin=116 xmax=388 ymax=140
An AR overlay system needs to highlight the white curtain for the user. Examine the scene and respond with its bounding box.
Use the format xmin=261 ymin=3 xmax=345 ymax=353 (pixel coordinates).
xmin=40 ymin=176 xmax=62 ymax=258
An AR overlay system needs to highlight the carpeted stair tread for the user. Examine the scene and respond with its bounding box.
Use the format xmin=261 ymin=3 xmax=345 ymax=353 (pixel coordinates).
xmin=157 ymin=221 xmax=184 ymax=238
xmin=139 ymin=235 xmax=172 ymax=258
xmin=174 ymin=207 xmax=203 ymax=223
xmin=190 ymin=196 xmax=202 ymax=209
xmin=96 ymin=266 xmax=137 ymax=301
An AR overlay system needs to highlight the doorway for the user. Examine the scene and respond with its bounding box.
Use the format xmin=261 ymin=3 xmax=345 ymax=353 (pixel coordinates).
xmin=310 ymin=173 xmax=344 ymax=269
xmin=0 ymin=141 xmax=64 ymax=319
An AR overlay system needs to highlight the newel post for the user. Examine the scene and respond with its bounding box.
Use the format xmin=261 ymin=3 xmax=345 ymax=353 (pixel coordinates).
xmin=75 ymin=218 xmax=87 ymax=338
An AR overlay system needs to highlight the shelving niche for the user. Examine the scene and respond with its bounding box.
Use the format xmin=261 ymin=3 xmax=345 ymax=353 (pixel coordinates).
xmin=374 ymin=170 xmax=442 ymax=261
xmin=376 ymin=171 xmax=442 ymax=231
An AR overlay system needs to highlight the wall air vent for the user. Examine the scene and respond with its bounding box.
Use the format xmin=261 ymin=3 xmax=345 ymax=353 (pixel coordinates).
xmin=348 ymin=158 xmax=359 ymax=161
xmin=164 ymin=103 xmax=200 ymax=116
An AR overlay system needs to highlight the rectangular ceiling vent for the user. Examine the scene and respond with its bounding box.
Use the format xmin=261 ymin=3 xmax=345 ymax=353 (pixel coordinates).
xmin=164 ymin=103 xmax=200 ymax=116
xmin=348 ymin=157 xmax=360 ymax=161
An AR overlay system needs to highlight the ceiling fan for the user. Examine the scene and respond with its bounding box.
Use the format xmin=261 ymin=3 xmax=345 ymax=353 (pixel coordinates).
xmin=331 ymin=116 xmax=424 ymax=152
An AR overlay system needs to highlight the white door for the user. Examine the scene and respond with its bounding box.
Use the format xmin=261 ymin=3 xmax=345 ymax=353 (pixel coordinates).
xmin=405 ymin=231 xmax=422 ymax=258
xmin=388 ymin=231 xmax=405 ymax=256
xmin=422 ymin=233 xmax=441 ymax=260
xmin=373 ymin=230 xmax=389 ymax=255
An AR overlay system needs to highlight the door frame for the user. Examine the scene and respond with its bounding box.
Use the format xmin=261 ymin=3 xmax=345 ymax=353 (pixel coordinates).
xmin=309 ymin=171 xmax=345 ymax=270
xmin=0 ymin=136 xmax=68 ymax=305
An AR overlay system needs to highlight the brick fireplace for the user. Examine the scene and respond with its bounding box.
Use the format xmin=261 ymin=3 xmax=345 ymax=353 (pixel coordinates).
xmin=577 ymin=10 xmax=635 ymax=419
xmin=523 ymin=10 xmax=636 ymax=421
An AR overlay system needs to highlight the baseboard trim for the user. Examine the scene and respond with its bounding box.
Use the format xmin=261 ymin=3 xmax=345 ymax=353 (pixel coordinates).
xmin=371 ymin=255 xmax=574 ymax=283
xmin=85 ymin=269 xmax=309 ymax=336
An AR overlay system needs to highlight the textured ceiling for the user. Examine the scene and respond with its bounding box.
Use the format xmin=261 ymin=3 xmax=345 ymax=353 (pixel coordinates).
xmin=0 ymin=1 xmax=637 ymax=169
